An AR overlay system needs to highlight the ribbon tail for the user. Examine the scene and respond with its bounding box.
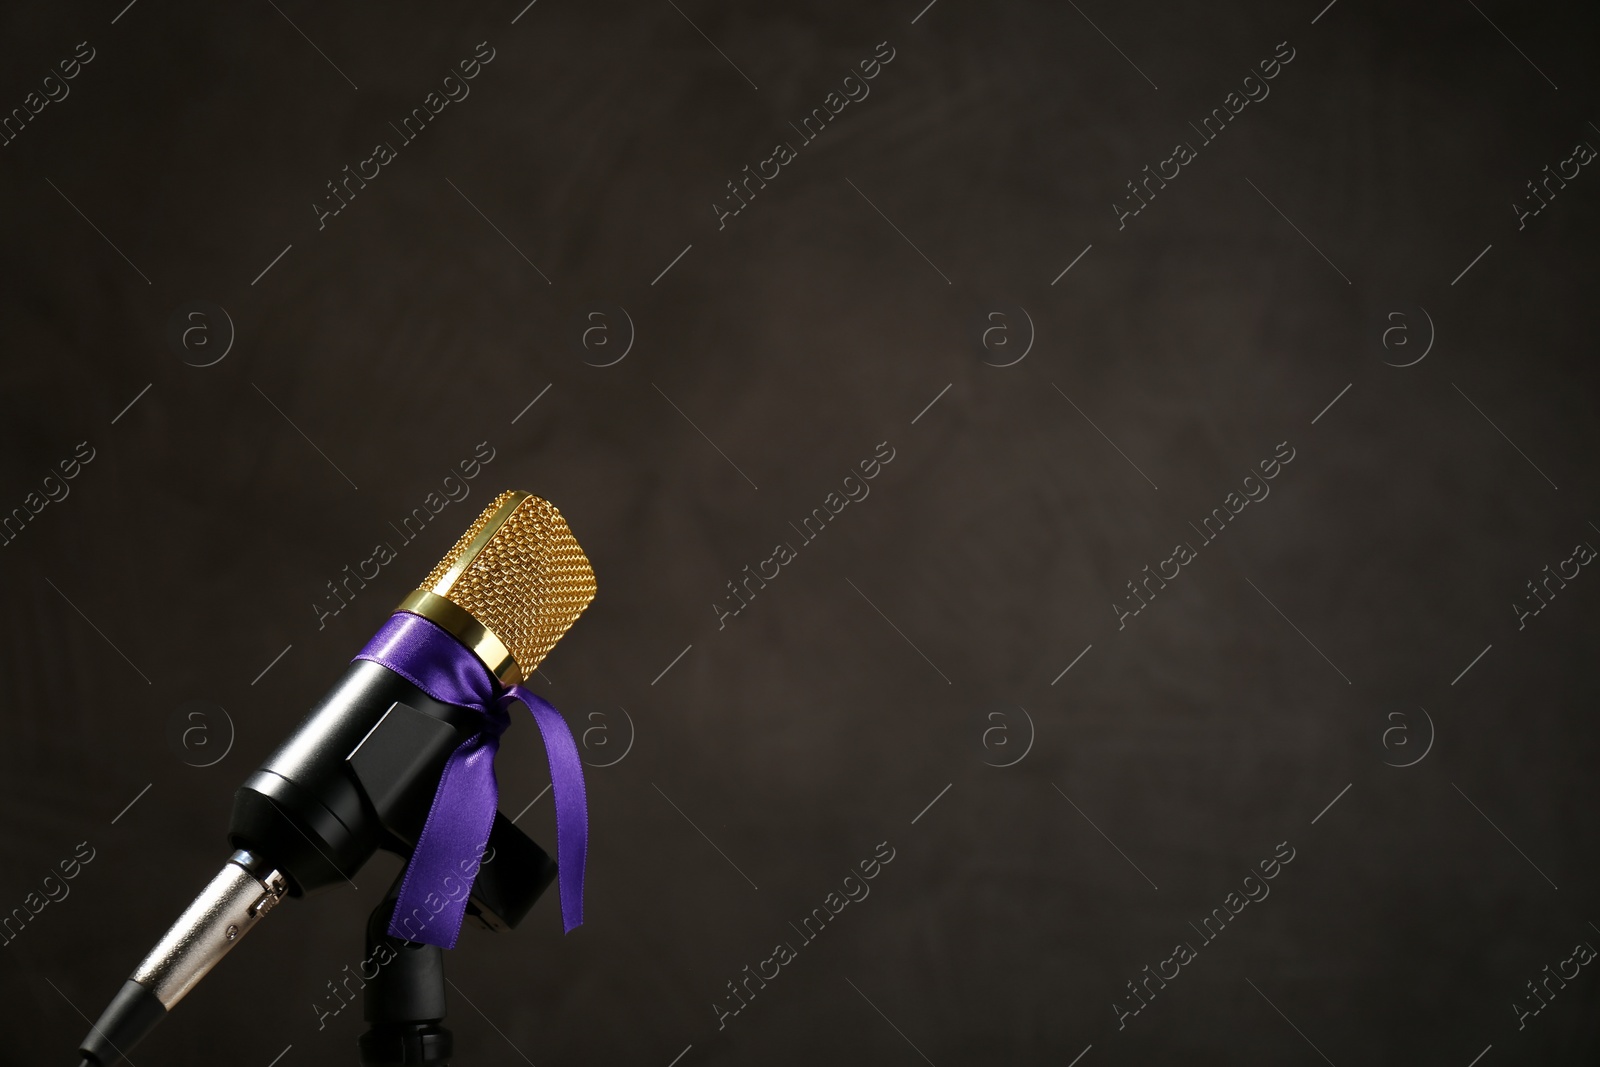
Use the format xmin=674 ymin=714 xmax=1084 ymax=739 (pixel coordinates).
xmin=505 ymin=686 xmax=588 ymax=932
xmin=387 ymin=735 xmax=500 ymax=949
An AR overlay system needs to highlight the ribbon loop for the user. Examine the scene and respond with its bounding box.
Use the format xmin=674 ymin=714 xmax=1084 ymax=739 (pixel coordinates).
xmin=354 ymin=611 xmax=587 ymax=948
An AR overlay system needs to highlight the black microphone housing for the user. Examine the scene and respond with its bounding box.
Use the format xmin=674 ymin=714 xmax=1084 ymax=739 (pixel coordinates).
xmin=229 ymin=655 xmax=479 ymax=894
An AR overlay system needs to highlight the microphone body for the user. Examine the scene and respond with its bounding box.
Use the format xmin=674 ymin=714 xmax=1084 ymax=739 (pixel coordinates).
xmin=231 ymin=657 xmax=481 ymax=895
xmin=79 ymin=491 xmax=594 ymax=1067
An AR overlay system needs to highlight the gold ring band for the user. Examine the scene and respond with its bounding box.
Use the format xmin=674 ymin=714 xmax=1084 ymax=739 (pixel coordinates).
xmin=396 ymin=589 xmax=522 ymax=686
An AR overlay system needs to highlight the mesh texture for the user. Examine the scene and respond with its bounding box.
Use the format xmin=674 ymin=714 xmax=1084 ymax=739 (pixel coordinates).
xmin=419 ymin=490 xmax=596 ymax=674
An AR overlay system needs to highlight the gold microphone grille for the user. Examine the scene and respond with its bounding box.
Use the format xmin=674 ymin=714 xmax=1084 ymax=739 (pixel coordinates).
xmin=416 ymin=490 xmax=596 ymax=679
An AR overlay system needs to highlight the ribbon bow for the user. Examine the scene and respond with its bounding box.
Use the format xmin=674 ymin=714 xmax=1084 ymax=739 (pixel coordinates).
xmin=354 ymin=611 xmax=587 ymax=948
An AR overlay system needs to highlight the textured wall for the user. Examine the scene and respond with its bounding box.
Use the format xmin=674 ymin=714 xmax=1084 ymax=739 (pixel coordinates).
xmin=2 ymin=1 xmax=1598 ymax=1064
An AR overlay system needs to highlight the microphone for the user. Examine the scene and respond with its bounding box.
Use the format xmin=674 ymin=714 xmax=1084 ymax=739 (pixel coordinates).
xmin=78 ymin=490 xmax=596 ymax=1067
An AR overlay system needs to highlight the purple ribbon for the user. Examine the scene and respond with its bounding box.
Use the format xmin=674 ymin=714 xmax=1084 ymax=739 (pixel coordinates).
xmin=354 ymin=611 xmax=587 ymax=947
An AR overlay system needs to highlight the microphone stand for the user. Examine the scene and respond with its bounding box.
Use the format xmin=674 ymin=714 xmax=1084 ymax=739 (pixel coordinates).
xmin=359 ymin=884 xmax=453 ymax=1066
xmin=355 ymin=806 xmax=558 ymax=1066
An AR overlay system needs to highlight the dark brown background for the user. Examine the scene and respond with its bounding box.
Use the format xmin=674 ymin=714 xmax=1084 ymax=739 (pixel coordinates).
xmin=2 ymin=1 xmax=1598 ymax=1064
